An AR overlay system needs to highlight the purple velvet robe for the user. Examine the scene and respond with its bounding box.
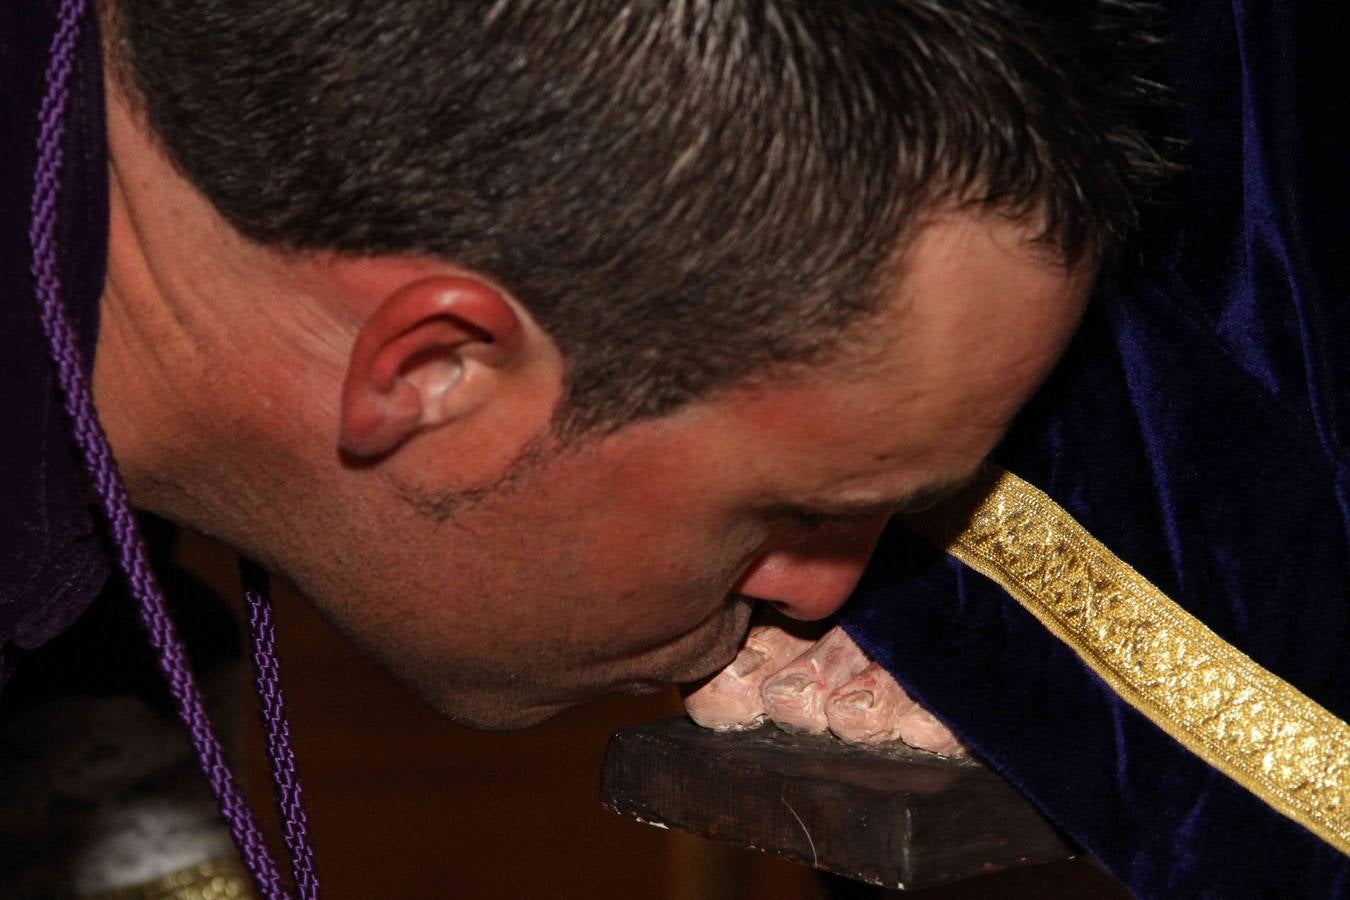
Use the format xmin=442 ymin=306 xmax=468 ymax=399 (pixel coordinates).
xmin=1 ymin=1 xmax=110 ymax=686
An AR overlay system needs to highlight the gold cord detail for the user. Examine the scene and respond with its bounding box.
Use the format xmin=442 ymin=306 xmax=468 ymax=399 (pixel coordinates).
xmin=908 ymin=467 xmax=1349 ymax=856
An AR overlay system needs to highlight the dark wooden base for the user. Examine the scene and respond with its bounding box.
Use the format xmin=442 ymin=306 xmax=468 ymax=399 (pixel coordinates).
xmin=600 ymin=718 xmax=1073 ymax=891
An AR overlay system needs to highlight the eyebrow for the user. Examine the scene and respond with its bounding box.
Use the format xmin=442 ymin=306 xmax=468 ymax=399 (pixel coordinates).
xmin=787 ymin=471 xmax=979 ymax=520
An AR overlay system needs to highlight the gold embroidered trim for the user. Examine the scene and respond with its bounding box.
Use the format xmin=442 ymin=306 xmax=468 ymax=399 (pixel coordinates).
xmin=909 ymin=467 xmax=1350 ymax=856
xmin=83 ymin=857 xmax=254 ymax=900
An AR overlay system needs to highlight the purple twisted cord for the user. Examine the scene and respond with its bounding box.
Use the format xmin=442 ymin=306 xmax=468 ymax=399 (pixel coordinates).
xmin=28 ymin=1 xmax=288 ymax=896
xmin=243 ymin=562 xmax=321 ymax=900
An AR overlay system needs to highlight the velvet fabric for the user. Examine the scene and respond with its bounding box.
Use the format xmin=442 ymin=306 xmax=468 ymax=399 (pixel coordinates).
xmin=843 ymin=4 xmax=1349 ymax=897
xmin=0 ymin=1 xmax=110 ymax=687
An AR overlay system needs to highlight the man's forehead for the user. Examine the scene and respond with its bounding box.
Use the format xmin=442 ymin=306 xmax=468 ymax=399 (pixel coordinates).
xmin=692 ymin=220 xmax=1089 ymax=505
xmin=674 ymin=367 xmax=990 ymax=516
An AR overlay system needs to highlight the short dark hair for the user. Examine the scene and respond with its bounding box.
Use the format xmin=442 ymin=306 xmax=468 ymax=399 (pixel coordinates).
xmin=106 ymin=0 xmax=1174 ymax=435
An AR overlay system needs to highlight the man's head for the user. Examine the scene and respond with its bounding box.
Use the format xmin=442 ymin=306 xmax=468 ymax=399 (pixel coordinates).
xmin=95 ymin=1 xmax=1170 ymax=725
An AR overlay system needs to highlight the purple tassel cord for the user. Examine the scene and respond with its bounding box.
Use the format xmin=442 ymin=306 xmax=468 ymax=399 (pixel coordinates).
xmin=243 ymin=562 xmax=321 ymax=900
xmin=29 ymin=1 xmax=318 ymax=897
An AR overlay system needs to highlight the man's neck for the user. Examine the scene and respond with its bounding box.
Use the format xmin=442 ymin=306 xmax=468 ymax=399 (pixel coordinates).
xmin=93 ymin=75 xmax=347 ymax=529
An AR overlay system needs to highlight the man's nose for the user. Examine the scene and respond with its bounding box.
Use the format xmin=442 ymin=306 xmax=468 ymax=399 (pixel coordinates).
xmin=734 ymin=514 xmax=891 ymax=621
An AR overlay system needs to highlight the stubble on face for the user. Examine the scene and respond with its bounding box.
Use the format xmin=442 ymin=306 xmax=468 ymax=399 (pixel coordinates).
xmin=385 ymin=431 xmax=560 ymax=524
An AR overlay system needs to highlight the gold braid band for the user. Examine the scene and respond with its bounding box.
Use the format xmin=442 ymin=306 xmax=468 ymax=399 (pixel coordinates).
xmin=907 ymin=467 xmax=1349 ymax=856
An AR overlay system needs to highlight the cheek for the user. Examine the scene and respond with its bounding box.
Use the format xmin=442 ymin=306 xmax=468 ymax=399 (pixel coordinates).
xmin=573 ymin=516 xmax=766 ymax=635
xmin=557 ymin=467 xmax=763 ymax=596
xmin=468 ymin=430 xmax=771 ymax=637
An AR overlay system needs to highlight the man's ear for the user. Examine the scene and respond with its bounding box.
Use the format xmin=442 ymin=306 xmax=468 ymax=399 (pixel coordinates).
xmin=339 ymin=276 xmax=526 ymax=459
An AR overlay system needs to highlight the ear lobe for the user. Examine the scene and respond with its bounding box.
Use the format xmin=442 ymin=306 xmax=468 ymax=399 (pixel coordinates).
xmin=339 ymin=276 xmax=525 ymax=460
